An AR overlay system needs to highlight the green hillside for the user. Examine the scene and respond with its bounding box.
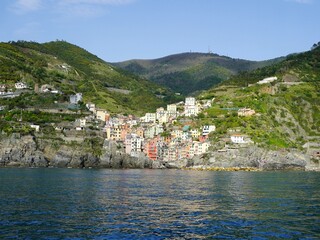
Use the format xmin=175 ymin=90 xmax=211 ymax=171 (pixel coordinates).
xmin=223 ymin=46 xmax=320 ymax=86
xmin=114 ymin=52 xmax=283 ymax=95
xmin=0 ymin=40 xmax=179 ymax=114
xmin=198 ymin=46 xmax=320 ymax=149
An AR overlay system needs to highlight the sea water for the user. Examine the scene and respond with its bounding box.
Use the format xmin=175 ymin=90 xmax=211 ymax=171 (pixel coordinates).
xmin=0 ymin=168 xmax=319 ymax=239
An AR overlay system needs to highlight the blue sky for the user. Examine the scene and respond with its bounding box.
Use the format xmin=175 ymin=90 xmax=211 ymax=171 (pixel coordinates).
xmin=0 ymin=0 xmax=319 ymax=62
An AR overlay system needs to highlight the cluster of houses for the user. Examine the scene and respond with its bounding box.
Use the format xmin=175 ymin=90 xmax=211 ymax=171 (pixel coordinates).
xmin=0 ymin=82 xmax=28 ymax=97
xmin=0 ymin=82 xmax=28 ymax=92
xmin=64 ymin=97 xmax=252 ymax=161
xmin=0 ymin=82 xmax=62 ymax=97
xmin=82 ymin=97 xmax=217 ymax=161
xmin=0 ymin=81 xmax=256 ymax=161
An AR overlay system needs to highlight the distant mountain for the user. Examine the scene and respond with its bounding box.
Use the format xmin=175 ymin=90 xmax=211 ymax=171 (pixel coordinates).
xmin=114 ymin=52 xmax=284 ymax=95
xmin=0 ymin=40 xmax=179 ymax=114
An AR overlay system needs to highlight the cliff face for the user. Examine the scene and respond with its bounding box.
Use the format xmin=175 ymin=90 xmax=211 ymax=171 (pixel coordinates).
xmin=189 ymin=147 xmax=310 ymax=171
xmin=0 ymin=134 xmax=313 ymax=170
xmin=0 ymin=134 xmax=162 ymax=169
xmin=0 ymin=134 xmax=47 ymax=167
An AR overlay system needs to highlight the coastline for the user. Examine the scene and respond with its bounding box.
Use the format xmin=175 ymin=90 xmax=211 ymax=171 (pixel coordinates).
xmin=1 ymin=133 xmax=319 ymax=171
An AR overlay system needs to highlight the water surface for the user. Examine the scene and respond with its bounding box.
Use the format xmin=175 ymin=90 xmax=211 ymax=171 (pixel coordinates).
xmin=0 ymin=168 xmax=319 ymax=239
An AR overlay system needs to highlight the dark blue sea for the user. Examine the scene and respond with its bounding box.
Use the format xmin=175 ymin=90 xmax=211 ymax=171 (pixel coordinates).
xmin=0 ymin=168 xmax=319 ymax=239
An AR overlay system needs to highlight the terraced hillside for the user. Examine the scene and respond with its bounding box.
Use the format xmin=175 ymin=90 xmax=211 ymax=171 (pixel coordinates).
xmin=0 ymin=40 xmax=179 ymax=114
xmin=197 ymin=45 xmax=320 ymax=150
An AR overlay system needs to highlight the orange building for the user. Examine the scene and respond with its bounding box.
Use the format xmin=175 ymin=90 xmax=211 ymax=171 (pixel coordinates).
xmin=144 ymin=139 xmax=158 ymax=160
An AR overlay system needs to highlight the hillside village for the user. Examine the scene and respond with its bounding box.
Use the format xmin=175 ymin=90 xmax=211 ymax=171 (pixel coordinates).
xmin=0 ymin=80 xmax=259 ymax=163
xmin=0 ymin=41 xmax=319 ymax=168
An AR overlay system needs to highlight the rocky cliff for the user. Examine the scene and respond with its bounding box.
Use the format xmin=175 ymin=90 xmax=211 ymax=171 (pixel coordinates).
xmin=0 ymin=134 xmax=315 ymax=171
xmin=0 ymin=134 xmax=162 ymax=169
xmin=187 ymin=147 xmax=312 ymax=171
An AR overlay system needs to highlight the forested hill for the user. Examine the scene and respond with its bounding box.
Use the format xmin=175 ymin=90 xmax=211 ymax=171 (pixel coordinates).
xmin=114 ymin=52 xmax=283 ymax=95
xmin=0 ymin=40 xmax=179 ymax=114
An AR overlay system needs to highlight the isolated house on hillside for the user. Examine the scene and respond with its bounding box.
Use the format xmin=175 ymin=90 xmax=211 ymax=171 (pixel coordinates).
xmin=238 ymin=108 xmax=255 ymax=117
xmin=69 ymin=93 xmax=82 ymax=104
xmin=230 ymin=134 xmax=252 ymax=144
xmin=30 ymin=124 xmax=40 ymax=132
xmin=257 ymin=77 xmax=277 ymax=85
xmin=86 ymin=103 xmax=96 ymax=112
xmin=15 ymin=82 xmax=28 ymax=89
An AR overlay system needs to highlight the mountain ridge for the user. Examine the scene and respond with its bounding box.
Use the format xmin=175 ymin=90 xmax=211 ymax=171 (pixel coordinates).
xmin=113 ymin=52 xmax=285 ymax=95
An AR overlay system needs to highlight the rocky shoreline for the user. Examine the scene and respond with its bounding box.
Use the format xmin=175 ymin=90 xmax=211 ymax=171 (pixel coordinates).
xmin=0 ymin=134 xmax=318 ymax=171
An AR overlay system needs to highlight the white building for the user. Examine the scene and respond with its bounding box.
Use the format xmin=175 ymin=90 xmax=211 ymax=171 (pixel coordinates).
xmin=142 ymin=113 xmax=156 ymax=123
xmin=185 ymin=105 xmax=199 ymax=117
xmin=158 ymin=113 xmax=169 ymax=124
xmin=70 ymin=93 xmax=82 ymax=104
xmin=144 ymin=124 xmax=163 ymax=139
xmin=198 ymin=142 xmax=210 ymax=154
xmin=184 ymin=97 xmax=199 ymax=117
xmin=189 ymin=141 xmax=210 ymax=157
xmin=156 ymin=107 xmax=165 ymax=118
xmin=86 ymin=103 xmax=96 ymax=112
xmin=185 ymin=97 xmax=196 ymax=106
xmin=156 ymin=107 xmax=169 ymax=124
xmin=231 ymin=135 xmax=247 ymax=144
xmin=30 ymin=124 xmax=40 ymax=132
xmin=15 ymin=82 xmax=28 ymax=89
xmin=127 ymin=119 xmax=138 ymax=127
xmin=202 ymin=125 xmax=216 ymax=136
xmin=125 ymin=134 xmax=144 ymax=157
xmin=257 ymin=77 xmax=278 ymax=85
xmin=167 ymin=104 xmax=177 ymax=117
xmin=40 ymin=84 xmax=59 ymax=94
